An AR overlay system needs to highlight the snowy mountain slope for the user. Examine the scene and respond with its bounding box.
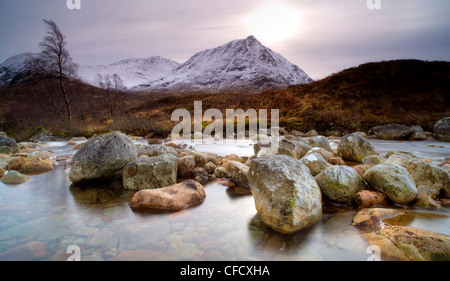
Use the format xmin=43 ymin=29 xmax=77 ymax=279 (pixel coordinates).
xmin=77 ymin=56 xmax=180 ymax=88
xmin=0 ymin=53 xmax=38 ymax=86
xmin=135 ymin=36 xmax=313 ymax=92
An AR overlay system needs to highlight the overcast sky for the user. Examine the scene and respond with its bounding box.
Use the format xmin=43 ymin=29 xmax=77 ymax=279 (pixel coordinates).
xmin=0 ymin=0 xmax=449 ymax=79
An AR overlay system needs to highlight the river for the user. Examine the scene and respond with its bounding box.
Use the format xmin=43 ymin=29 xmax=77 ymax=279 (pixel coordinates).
xmin=0 ymin=137 xmax=448 ymax=261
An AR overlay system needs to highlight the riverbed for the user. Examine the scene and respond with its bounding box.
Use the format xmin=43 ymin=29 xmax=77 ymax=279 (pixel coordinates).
xmin=0 ymin=138 xmax=448 ymax=261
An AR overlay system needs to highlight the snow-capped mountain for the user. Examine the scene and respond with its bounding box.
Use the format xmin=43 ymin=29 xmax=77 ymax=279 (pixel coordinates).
xmin=135 ymin=36 xmax=313 ymax=92
xmin=0 ymin=53 xmax=38 ymax=86
xmin=77 ymin=57 xmax=180 ymax=89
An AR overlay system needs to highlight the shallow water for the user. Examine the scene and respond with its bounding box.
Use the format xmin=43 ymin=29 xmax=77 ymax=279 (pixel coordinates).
xmin=0 ymin=138 xmax=448 ymax=261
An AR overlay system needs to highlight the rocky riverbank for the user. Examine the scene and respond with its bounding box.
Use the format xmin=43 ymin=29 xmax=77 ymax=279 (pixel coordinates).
xmin=0 ymin=127 xmax=449 ymax=261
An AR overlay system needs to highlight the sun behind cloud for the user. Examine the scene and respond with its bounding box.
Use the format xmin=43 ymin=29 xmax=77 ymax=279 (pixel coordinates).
xmin=244 ymin=1 xmax=301 ymax=43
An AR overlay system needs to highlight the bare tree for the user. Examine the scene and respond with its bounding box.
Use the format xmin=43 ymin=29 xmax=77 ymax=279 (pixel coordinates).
xmin=38 ymin=19 xmax=78 ymax=128
xmin=96 ymin=73 xmax=126 ymax=117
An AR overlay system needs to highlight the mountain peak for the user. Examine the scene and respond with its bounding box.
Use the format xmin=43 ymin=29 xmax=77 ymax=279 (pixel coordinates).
xmin=135 ymin=36 xmax=312 ymax=92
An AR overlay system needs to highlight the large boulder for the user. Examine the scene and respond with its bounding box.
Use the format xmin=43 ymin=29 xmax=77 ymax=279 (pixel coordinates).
xmin=363 ymin=163 xmax=418 ymax=205
xmin=433 ymin=117 xmax=450 ymax=142
xmin=385 ymin=153 xmax=449 ymax=199
xmin=129 ymin=180 xmax=206 ymax=211
xmin=222 ymin=160 xmax=250 ymax=188
xmin=300 ymin=152 xmax=331 ymax=176
xmin=337 ymin=133 xmax=378 ymax=162
xmin=0 ymin=136 xmax=18 ymax=154
xmin=123 ymin=154 xmax=178 ymax=191
xmin=69 ymin=132 xmax=137 ymax=184
xmin=308 ymin=136 xmax=332 ymax=152
xmin=315 ymin=166 xmax=366 ymax=204
xmin=371 ymin=124 xmax=414 ymax=140
xmin=247 ymin=155 xmax=322 ymax=234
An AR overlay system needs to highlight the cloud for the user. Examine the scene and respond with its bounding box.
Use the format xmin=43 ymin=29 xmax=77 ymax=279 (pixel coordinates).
xmin=0 ymin=0 xmax=448 ymax=79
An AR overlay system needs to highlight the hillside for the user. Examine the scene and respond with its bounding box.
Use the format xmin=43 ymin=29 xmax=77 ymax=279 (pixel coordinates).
xmin=238 ymin=60 xmax=450 ymax=133
xmin=1 ymin=59 xmax=448 ymax=139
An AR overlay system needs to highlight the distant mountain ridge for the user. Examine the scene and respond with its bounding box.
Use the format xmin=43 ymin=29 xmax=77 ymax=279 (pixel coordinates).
xmin=77 ymin=57 xmax=181 ymax=88
xmin=135 ymin=36 xmax=313 ymax=93
xmin=0 ymin=36 xmax=312 ymax=92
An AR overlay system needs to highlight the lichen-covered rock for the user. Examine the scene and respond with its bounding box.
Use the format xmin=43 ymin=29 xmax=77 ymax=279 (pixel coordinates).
xmin=0 ymin=146 xmax=13 ymax=155
xmin=362 ymin=155 xmax=385 ymax=166
xmin=129 ymin=180 xmax=206 ymax=211
xmin=363 ymin=163 xmax=417 ymax=204
xmin=137 ymin=144 xmax=178 ymax=158
xmin=433 ymin=117 xmax=450 ymax=142
xmin=222 ymin=160 xmax=249 ymax=188
xmin=0 ymin=136 xmax=18 ymax=154
xmin=353 ymin=164 xmax=372 ymax=177
xmin=372 ymin=124 xmax=414 ymax=140
xmin=362 ymin=225 xmax=450 ymax=261
xmin=414 ymin=185 xmax=441 ymax=209
xmin=315 ymin=166 xmax=365 ymax=204
xmin=247 ymin=155 xmax=322 ymax=234
xmin=300 ymin=152 xmax=331 ymax=176
xmin=69 ymin=132 xmax=138 ymax=184
xmin=385 ymin=153 xmax=449 ymax=199
xmin=304 ymin=147 xmax=333 ymax=162
xmin=213 ymin=166 xmax=227 ymax=178
xmin=254 ymin=138 xmax=306 ymax=160
xmin=123 ymin=154 xmax=178 ymax=190
xmin=337 ymin=133 xmax=378 ymax=162
xmin=307 ymin=136 xmax=332 ymax=152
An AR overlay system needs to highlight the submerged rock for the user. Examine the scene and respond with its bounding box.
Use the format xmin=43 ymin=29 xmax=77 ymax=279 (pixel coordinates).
xmin=433 ymin=117 xmax=450 ymax=142
xmin=69 ymin=132 xmax=137 ymax=184
xmin=362 ymin=225 xmax=450 ymax=261
xmin=247 ymin=155 xmax=322 ymax=234
xmin=372 ymin=124 xmax=414 ymax=140
xmin=0 ymin=241 xmax=47 ymax=261
xmin=337 ymin=133 xmax=378 ymax=162
xmin=352 ymin=208 xmax=405 ymax=231
xmin=123 ymin=154 xmax=178 ymax=190
xmin=363 ymin=163 xmax=417 ymax=205
xmin=315 ymin=166 xmax=366 ymax=205
xmin=129 ymin=180 xmax=206 ymax=211
xmin=1 ymin=171 xmax=31 ymax=184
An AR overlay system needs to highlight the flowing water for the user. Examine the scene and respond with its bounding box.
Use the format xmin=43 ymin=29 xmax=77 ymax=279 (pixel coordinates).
xmin=0 ymin=138 xmax=449 ymax=261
